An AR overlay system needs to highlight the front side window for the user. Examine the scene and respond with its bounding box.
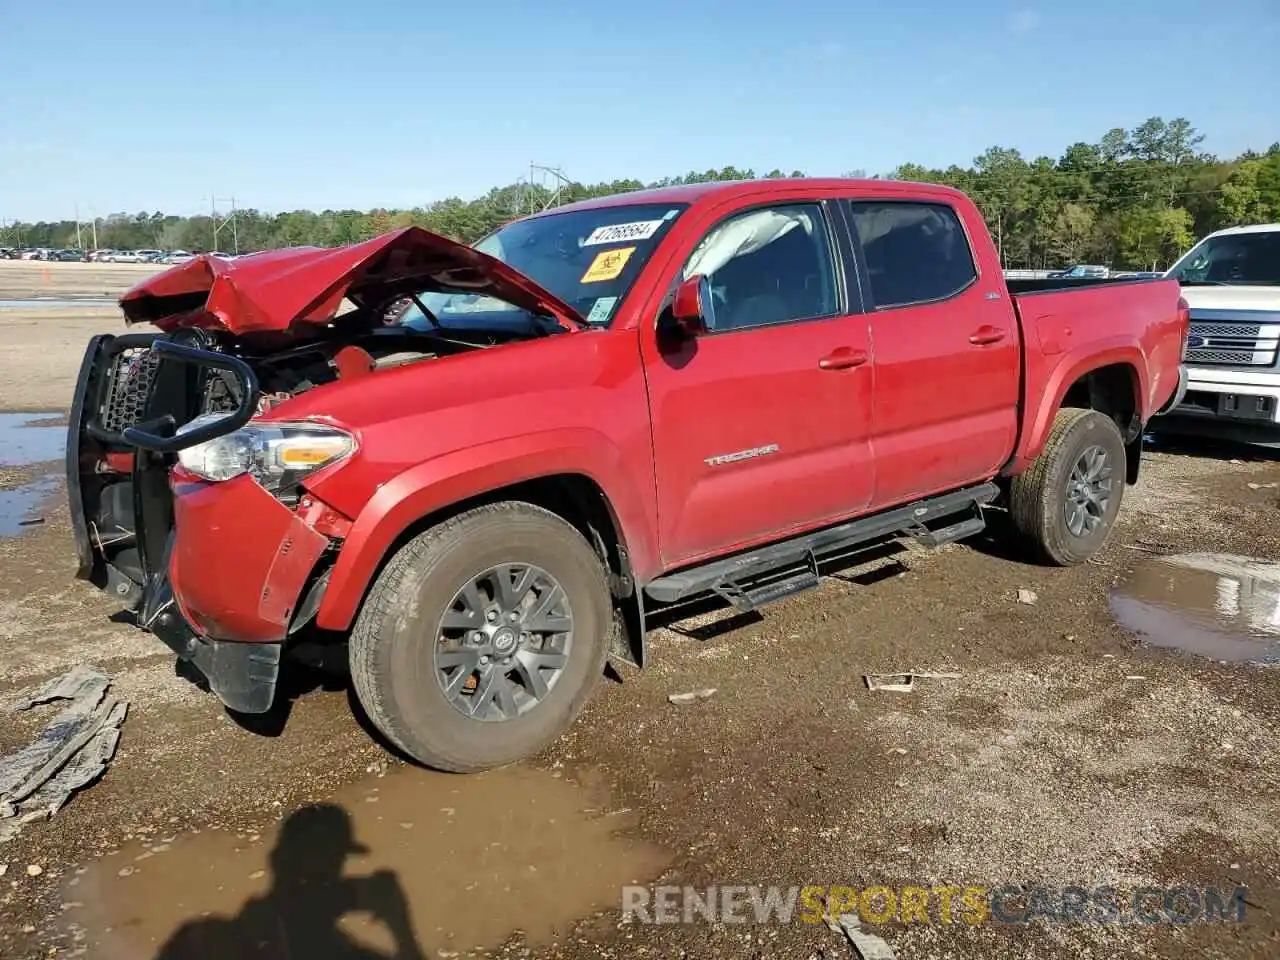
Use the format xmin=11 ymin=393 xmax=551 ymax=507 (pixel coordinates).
xmin=398 ymin=202 xmax=687 ymax=332
xmin=847 ymin=201 xmax=977 ymax=309
xmin=680 ymin=203 xmax=837 ymax=332
xmin=1167 ymin=231 xmax=1280 ymax=286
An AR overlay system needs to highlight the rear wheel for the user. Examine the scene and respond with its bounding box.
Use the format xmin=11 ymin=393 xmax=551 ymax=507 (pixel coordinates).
xmin=1009 ymin=408 xmax=1126 ymax=566
xmin=349 ymin=502 xmax=612 ymax=772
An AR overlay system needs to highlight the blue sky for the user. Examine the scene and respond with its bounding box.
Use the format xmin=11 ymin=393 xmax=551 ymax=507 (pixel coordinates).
xmin=2 ymin=0 xmax=1277 ymax=222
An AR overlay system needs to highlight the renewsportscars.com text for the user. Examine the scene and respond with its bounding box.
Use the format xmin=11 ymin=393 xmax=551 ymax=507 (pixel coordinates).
xmin=621 ymin=884 xmax=1249 ymax=926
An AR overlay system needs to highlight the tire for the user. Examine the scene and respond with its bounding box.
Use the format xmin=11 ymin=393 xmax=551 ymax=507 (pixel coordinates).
xmin=349 ymin=501 xmax=612 ymax=772
xmin=1009 ymin=408 xmax=1127 ymax=566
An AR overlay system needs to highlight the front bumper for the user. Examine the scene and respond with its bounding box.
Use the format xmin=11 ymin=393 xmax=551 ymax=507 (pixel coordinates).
xmin=1155 ymin=369 xmax=1280 ymax=446
xmin=136 ymin=474 xmax=330 ymax=712
xmin=168 ymin=474 xmax=330 ymax=643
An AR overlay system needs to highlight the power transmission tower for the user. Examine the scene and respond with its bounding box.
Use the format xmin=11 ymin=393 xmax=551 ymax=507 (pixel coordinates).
xmin=204 ymin=193 xmax=240 ymax=254
xmin=73 ymin=203 xmax=96 ymax=251
xmin=530 ymin=164 xmax=572 ymax=211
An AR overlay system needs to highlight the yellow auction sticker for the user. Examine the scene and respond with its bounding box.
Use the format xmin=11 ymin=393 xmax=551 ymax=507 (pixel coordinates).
xmin=581 ymin=246 xmax=635 ymax=283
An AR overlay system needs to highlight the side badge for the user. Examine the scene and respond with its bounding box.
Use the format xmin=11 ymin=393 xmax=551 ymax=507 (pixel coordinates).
xmin=705 ymin=444 xmax=780 ymax=467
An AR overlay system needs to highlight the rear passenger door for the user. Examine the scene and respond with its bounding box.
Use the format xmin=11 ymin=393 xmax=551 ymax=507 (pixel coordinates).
xmin=843 ymin=200 xmax=1019 ymax=508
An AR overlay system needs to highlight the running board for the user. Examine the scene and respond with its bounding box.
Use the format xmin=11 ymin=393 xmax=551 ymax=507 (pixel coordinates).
xmin=905 ymin=505 xmax=987 ymax=547
xmin=644 ymin=482 xmax=998 ymax=606
xmin=711 ymin=550 xmax=821 ymax=612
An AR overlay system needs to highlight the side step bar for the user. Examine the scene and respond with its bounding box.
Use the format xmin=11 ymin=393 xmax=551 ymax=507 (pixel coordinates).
xmin=644 ymin=482 xmax=999 ymax=608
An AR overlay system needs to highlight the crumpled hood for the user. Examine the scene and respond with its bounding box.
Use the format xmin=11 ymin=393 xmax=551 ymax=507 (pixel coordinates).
xmin=119 ymin=226 xmax=585 ymax=334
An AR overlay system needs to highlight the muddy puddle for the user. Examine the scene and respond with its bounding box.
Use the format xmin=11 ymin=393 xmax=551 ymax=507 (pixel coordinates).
xmin=0 ymin=413 xmax=65 ymax=536
xmin=64 ymin=764 xmax=668 ymax=958
xmin=1110 ymin=552 xmax=1280 ymax=665
xmin=0 ymin=412 xmax=66 ymax=466
xmin=0 ymin=473 xmax=61 ymax=535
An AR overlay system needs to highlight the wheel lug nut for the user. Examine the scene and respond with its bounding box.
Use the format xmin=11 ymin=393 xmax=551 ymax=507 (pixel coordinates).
xmin=480 ymin=655 xmax=490 ymax=664
xmin=486 ymin=610 xmax=498 ymax=622
xmin=508 ymin=612 xmax=518 ymax=622
xmin=471 ymin=631 xmax=484 ymax=643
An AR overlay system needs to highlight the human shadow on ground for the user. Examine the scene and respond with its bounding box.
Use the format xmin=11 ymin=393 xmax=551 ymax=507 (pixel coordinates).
xmin=152 ymin=803 xmax=427 ymax=960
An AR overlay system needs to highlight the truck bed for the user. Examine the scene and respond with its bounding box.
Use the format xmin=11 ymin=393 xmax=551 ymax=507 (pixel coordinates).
xmin=1002 ymin=275 xmax=1186 ymax=473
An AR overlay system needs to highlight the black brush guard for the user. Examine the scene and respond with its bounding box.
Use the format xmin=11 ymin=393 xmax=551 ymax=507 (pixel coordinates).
xmin=67 ymin=335 xmax=278 ymax=713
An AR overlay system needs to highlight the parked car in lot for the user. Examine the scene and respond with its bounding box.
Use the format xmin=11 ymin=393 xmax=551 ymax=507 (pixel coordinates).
xmin=163 ymin=250 xmax=194 ymax=264
xmin=136 ymin=249 xmax=165 ymax=263
xmin=67 ymin=178 xmax=1188 ymax=772
xmin=1048 ymin=264 xmax=1111 ymax=279
xmin=1153 ymin=223 xmax=1280 ymax=446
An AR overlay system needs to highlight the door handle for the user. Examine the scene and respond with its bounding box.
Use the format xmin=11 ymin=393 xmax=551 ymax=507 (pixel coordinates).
xmin=818 ymin=348 xmax=869 ymax=370
xmin=969 ymin=326 xmax=1007 ymax=345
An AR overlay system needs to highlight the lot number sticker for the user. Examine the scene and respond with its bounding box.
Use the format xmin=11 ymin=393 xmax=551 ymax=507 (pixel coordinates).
xmin=583 ymin=220 xmax=664 ymax=246
xmin=581 ymin=247 xmax=635 ymax=283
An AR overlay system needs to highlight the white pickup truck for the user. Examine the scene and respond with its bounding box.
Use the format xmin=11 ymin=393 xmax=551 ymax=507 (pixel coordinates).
xmin=1157 ymin=223 xmax=1280 ymax=447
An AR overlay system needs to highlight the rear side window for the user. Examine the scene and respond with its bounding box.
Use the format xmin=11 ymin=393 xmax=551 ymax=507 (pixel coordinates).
xmin=847 ymin=202 xmax=976 ymax=309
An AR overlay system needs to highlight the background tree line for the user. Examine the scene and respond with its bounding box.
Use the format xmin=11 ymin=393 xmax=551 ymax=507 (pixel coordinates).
xmin=6 ymin=117 xmax=1279 ymax=271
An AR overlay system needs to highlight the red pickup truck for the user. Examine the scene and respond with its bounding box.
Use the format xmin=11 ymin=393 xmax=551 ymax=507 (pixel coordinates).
xmin=66 ymin=179 xmax=1188 ymax=771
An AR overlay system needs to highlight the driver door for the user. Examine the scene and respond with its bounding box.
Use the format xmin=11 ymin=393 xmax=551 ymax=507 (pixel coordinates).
xmin=640 ymin=200 xmax=875 ymax=568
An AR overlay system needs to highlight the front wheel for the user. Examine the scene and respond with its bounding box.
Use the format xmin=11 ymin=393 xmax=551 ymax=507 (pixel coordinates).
xmin=349 ymin=502 xmax=612 ymax=772
xmin=1009 ymin=408 xmax=1127 ymax=566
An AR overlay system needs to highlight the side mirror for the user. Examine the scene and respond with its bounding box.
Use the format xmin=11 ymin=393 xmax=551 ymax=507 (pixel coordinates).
xmin=671 ymin=274 xmax=714 ymax=337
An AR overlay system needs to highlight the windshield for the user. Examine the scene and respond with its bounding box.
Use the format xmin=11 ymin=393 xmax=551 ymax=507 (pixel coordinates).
xmin=398 ymin=202 xmax=686 ymax=332
xmin=1167 ymin=231 xmax=1280 ymax=285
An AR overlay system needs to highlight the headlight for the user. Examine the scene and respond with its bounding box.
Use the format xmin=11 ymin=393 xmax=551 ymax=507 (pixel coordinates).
xmin=176 ymin=416 xmax=355 ymax=494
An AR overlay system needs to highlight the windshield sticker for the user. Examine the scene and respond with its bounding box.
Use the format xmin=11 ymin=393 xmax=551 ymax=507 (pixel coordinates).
xmin=585 ymin=296 xmax=618 ymax=324
xmin=583 ymin=220 xmax=665 ymax=246
xmin=581 ymin=247 xmax=635 ymax=283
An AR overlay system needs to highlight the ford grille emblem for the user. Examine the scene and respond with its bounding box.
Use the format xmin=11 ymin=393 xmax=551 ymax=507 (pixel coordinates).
xmin=1185 ymin=335 xmax=1205 ymax=348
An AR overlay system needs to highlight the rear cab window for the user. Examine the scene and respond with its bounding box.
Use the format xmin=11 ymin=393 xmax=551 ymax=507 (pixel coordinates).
xmin=398 ymin=203 xmax=686 ymax=332
xmin=845 ymin=201 xmax=977 ymax=309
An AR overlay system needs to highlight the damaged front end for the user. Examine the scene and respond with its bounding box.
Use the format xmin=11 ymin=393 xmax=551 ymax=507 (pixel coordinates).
xmin=67 ymin=227 xmax=585 ymax=714
xmin=67 ymin=333 xmax=336 ymax=712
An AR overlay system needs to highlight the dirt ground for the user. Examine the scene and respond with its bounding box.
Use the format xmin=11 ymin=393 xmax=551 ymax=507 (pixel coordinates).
xmin=0 ymin=260 xmax=160 ymax=301
xmin=0 ymin=262 xmax=159 ymax=411
xmin=1 ymin=300 xmax=1278 ymax=959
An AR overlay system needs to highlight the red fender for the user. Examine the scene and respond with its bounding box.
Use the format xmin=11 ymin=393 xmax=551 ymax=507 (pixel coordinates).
xmin=315 ymin=429 xmax=659 ymax=631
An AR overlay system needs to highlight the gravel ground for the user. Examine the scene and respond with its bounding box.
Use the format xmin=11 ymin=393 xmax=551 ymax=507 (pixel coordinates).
xmin=0 ymin=302 xmax=1277 ymax=959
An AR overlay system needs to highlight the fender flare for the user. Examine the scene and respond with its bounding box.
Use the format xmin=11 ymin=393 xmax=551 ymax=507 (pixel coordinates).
xmin=314 ymin=429 xmax=658 ymax=631
xmin=1011 ymin=341 xmax=1149 ymax=473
